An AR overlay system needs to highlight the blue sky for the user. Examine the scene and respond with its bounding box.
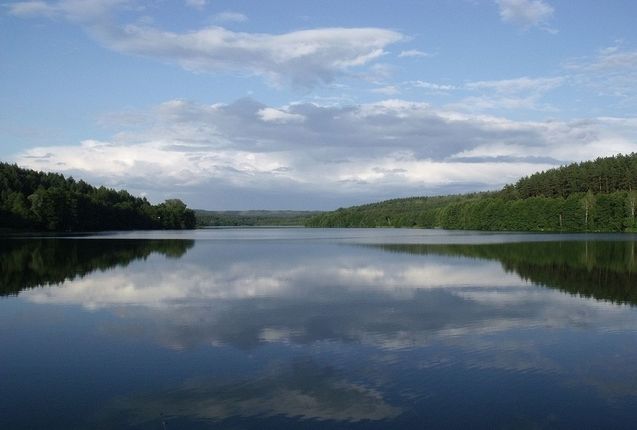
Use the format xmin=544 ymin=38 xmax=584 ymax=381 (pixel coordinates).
xmin=2 ymin=0 xmax=637 ymax=209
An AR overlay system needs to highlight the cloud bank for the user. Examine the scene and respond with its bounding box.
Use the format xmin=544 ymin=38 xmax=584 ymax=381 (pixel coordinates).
xmin=13 ymin=98 xmax=637 ymax=209
xmin=6 ymin=1 xmax=637 ymax=209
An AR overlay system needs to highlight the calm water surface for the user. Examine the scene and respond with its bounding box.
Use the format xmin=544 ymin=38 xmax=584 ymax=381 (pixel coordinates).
xmin=1 ymin=228 xmax=637 ymax=429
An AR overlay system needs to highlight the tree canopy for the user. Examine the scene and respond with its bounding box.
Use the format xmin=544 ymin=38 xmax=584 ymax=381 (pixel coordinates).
xmin=306 ymin=153 xmax=637 ymax=232
xmin=194 ymin=210 xmax=321 ymax=226
xmin=0 ymin=163 xmax=196 ymax=231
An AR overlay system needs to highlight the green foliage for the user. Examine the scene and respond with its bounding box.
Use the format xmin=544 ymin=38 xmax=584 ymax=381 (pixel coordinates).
xmin=0 ymin=163 xmax=196 ymax=231
xmin=306 ymin=153 xmax=637 ymax=232
xmin=306 ymin=194 xmax=477 ymax=228
xmin=514 ymin=153 xmax=637 ymax=198
xmin=157 ymin=199 xmax=197 ymax=229
xmin=195 ymin=210 xmax=321 ymax=226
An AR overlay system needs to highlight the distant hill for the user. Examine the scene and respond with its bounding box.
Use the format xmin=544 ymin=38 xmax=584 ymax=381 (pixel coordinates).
xmin=306 ymin=153 xmax=637 ymax=232
xmin=195 ymin=209 xmax=322 ymax=226
xmin=0 ymin=162 xmax=196 ymax=231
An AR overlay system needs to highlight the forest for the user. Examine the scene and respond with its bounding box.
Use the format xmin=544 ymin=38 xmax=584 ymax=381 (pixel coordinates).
xmin=195 ymin=209 xmax=321 ymax=226
xmin=0 ymin=163 xmax=196 ymax=231
xmin=306 ymin=153 xmax=637 ymax=232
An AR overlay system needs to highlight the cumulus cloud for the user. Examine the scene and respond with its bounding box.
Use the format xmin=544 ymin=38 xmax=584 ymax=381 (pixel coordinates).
xmin=8 ymin=0 xmax=404 ymax=87
xmin=258 ymin=107 xmax=306 ymax=123
xmin=12 ymin=97 xmax=637 ymax=208
xmin=496 ymin=0 xmax=554 ymax=29
xmin=102 ymin=26 xmax=403 ymax=87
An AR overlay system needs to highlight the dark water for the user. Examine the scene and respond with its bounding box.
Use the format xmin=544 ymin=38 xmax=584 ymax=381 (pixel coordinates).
xmin=1 ymin=229 xmax=637 ymax=429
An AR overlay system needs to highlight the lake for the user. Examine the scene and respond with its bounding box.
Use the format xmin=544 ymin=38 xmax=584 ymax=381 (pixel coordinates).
xmin=1 ymin=228 xmax=637 ymax=429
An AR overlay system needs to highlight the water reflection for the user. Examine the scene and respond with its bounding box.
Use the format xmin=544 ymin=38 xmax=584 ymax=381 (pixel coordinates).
xmin=11 ymin=239 xmax=637 ymax=352
xmin=3 ymin=235 xmax=637 ymax=428
xmin=0 ymin=238 xmax=194 ymax=296
xmin=102 ymin=358 xmax=401 ymax=426
xmin=374 ymin=241 xmax=637 ymax=305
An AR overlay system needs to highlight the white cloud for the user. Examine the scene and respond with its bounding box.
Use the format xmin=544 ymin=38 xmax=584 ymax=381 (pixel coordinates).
xmin=496 ymin=0 xmax=554 ymax=29
xmin=106 ymin=27 xmax=404 ymax=87
xmin=258 ymin=107 xmax=306 ymax=123
xmin=8 ymin=0 xmax=404 ymax=87
xmin=12 ymin=98 xmax=637 ymax=208
xmin=411 ymin=81 xmax=457 ymax=92
xmin=452 ymin=117 xmax=637 ymax=162
xmin=212 ymin=11 xmax=248 ymax=23
xmin=398 ymin=49 xmax=430 ymax=58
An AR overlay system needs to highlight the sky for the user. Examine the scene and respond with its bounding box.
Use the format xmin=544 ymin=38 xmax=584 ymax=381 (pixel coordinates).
xmin=2 ymin=0 xmax=637 ymax=210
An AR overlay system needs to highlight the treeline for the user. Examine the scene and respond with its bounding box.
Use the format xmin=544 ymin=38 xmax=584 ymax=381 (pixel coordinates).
xmin=306 ymin=194 xmax=483 ymax=228
xmin=195 ymin=210 xmax=321 ymax=226
xmin=0 ymin=163 xmax=196 ymax=231
xmin=0 ymin=238 xmax=194 ymax=296
xmin=513 ymin=153 xmax=637 ymax=198
xmin=307 ymin=153 xmax=637 ymax=232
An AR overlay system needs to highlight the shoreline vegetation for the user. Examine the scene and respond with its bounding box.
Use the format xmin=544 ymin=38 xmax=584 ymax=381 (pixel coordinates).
xmin=4 ymin=153 xmax=637 ymax=233
xmin=306 ymin=153 xmax=637 ymax=232
xmin=195 ymin=209 xmax=321 ymax=227
xmin=0 ymin=163 xmax=195 ymax=232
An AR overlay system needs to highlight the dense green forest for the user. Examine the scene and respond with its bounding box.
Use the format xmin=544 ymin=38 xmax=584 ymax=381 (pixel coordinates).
xmin=307 ymin=153 xmax=637 ymax=232
xmin=373 ymin=241 xmax=637 ymax=306
xmin=195 ymin=209 xmax=321 ymax=226
xmin=0 ymin=238 xmax=194 ymax=296
xmin=0 ymin=163 xmax=196 ymax=231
